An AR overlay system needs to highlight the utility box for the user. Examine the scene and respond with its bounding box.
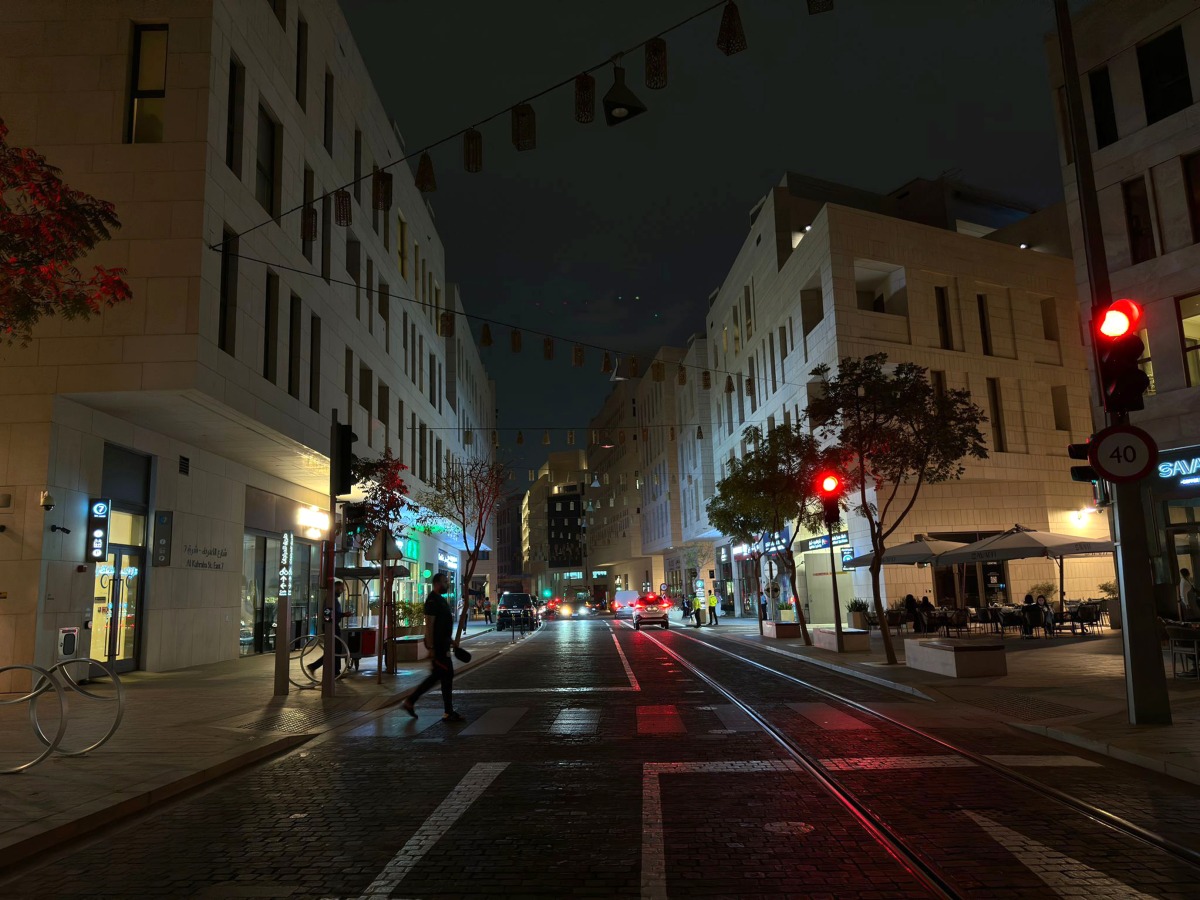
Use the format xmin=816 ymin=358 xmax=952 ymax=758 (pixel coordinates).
xmin=58 ymin=627 xmax=79 ymax=660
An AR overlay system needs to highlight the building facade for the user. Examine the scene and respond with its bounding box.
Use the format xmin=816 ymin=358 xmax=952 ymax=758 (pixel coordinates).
xmin=0 ymin=0 xmax=493 ymax=687
xmin=1047 ymin=0 xmax=1200 ymax=614
xmin=636 ymin=347 xmax=687 ymax=598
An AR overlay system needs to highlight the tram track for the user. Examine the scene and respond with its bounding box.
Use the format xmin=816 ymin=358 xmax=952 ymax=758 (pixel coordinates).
xmin=621 ymin=620 xmax=1200 ymax=898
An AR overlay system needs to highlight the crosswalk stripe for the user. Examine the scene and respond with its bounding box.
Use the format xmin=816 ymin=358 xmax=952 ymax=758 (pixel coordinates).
xmin=459 ymin=707 xmax=528 ymax=736
xmin=637 ymin=704 xmax=686 ymax=734
xmin=345 ymin=709 xmax=441 ymax=738
xmin=550 ymin=708 xmax=600 ymax=735
xmin=711 ymin=704 xmax=761 ymax=732
xmin=788 ymin=702 xmax=875 ymax=731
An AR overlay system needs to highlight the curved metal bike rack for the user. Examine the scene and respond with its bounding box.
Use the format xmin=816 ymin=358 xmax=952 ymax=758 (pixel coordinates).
xmin=0 ymin=663 xmax=71 ymax=774
xmin=30 ymin=658 xmax=125 ymax=757
xmin=287 ymin=633 xmax=353 ymax=690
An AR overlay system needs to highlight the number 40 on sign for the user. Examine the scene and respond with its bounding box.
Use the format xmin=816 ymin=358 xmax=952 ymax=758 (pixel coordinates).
xmin=1088 ymin=424 xmax=1159 ymax=483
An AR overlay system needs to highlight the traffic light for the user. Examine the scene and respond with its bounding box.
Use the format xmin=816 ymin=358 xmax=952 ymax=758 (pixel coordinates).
xmin=342 ymin=502 xmax=368 ymax=548
xmin=1094 ymin=298 xmax=1150 ymax=414
xmin=816 ymin=472 xmax=843 ymax=528
xmin=1068 ymin=441 xmax=1096 ymax=484
xmin=331 ymin=422 xmax=357 ymax=496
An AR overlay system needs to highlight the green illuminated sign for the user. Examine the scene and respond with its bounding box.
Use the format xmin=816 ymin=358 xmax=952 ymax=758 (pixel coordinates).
xmin=422 ymin=568 xmax=433 ymax=578
xmin=542 ymin=588 xmax=552 ymax=598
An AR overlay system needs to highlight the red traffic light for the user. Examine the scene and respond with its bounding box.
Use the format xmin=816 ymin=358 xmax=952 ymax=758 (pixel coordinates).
xmin=1097 ymin=299 xmax=1142 ymax=339
xmin=818 ymin=473 xmax=841 ymax=495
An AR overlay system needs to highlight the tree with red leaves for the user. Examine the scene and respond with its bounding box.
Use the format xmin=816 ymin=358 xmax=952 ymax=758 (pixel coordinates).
xmin=0 ymin=118 xmax=131 ymax=344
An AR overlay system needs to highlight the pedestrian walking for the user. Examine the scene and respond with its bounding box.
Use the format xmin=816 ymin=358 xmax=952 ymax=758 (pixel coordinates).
xmin=707 ymin=590 xmax=719 ymax=625
xmin=307 ymin=581 xmax=344 ymax=676
xmin=692 ymin=594 xmax=705 ymax=628
xmin=1180 ymin=568 xmax=1198 ymax=621
xmin=401 ymin=572 xmax=464 ymax=722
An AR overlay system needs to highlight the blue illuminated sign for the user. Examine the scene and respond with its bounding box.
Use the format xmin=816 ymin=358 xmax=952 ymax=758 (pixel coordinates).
xmin=86 ymin=498 xmax=111 ymax=562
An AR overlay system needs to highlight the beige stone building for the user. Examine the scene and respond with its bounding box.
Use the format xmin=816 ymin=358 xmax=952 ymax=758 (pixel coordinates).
xmin=0 ymin=0 xmax=494 ymax=686
xmin=521 ymin=450 xmax=591 ymax=602
xmin=636 ymin=347 xmax=687 ymax=597
xmin=1046 ymin=0 xmax=1200 ymax=613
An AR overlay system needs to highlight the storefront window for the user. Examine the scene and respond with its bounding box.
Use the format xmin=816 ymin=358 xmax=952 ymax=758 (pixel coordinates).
xmin=1179 ymin=293 xmax=1200 ymax=387
xmin=241 ymin=536 xmax=257 ymax=657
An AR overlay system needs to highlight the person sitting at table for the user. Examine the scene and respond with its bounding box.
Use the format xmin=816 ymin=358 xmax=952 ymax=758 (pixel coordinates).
xmin=918 ymin=596 xmax=935 ymax=633
xmin=1035 ymin=594 xmax=1055 ymax=636
xmin=1021 ymin=594 xmax=1037 ymax=638
xmin=904 ymin=594 xmax=920 ymax=632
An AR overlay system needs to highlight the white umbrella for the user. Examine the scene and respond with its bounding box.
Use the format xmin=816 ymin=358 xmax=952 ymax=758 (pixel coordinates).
xmin=934 ymin=524 xmax=1114 ymax=607
xmin=844 ymin=535 xmax=968 ymax=569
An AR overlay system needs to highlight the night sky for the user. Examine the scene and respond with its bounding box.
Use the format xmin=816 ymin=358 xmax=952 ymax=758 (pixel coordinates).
xmin=341 ymin=0 xmax=1073 ymax=475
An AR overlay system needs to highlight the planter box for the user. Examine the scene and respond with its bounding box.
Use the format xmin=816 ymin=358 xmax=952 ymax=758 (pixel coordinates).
xmin=904 ymin=638 xmax=1005 ymax=678
xmin=385 ymin=636 xmax=429 ymax=666
xmin=777 ymin=609 xmax=796 ymax=623
xmin=814 ymin=628 xmax=870 ymax=653
xmin=763 ymin=621 xmax=804 ymax=640
xmin=849 ymin=612 xmax=869 ymax=631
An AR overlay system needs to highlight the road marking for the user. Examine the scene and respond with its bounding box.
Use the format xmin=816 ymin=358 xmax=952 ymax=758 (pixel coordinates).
xmin=344 ymin=711 xmax=441 ymax=738
xmin=641 ymin=760 xmax=801 ymax=899
xmin=459 ymin=707 xmax=527 ymax=736
xmin=788 ymin=702 xmax=875 ymax=731
xmin=456 ymin=686 xmax=637 ymax=694
xmin=963 ymin=810 xmax=1156 ymax=899
xmin=612 ymin=631 xmax=642 ymax=691
xmin=711 ymin=705 xmax=762 ymax=732
xmin=637 ymin=705 xmax=686 ymax=734
xmin=550 ymin=708 xmax=600 ymax=735
xmin=986 ymin=754 xmax=1101 ymax=767
xmin=819 ymin=755 xmax=1098 ymax=771
xmin=352 ymin=762 xmax=508 ymax=898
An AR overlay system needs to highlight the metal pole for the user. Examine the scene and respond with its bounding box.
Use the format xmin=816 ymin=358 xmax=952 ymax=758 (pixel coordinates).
xmin=1053 ymin=0 xmax=1169 ymax=723
xmin=828 ymin=527 xmax=844 ymax=651
xmin=323 ymin=411 xmax=338 ymax=699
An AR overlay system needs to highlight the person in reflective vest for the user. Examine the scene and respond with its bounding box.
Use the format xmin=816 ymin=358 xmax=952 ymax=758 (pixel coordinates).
xmin=707 ymin=591 xmax=719 ymax=625
xmin=692 ymin=594 xmax=704 ymax=628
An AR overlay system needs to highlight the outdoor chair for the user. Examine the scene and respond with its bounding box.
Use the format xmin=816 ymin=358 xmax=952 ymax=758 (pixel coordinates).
xmin=1021 ymin=605 xmax=1049 ymax=639
xmin=1166 ymin=626 xmax=1199 ymax=679
xmin=884 ymin=608 xmax=906 ymax=635
xmin=1095 ymin=598 xmax=1110 ymax=629
xmin=948 ymin=608 xmax=970 ymax=637
xmin=966 ymin=607 xmax=979 ymax=633
xmin=1075 ymin=603 xmax=1100 ymax=635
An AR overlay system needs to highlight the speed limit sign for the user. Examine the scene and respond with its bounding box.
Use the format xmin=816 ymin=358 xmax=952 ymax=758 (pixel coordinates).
xmin=1088 ymin=424 xmax=1158 ymax=483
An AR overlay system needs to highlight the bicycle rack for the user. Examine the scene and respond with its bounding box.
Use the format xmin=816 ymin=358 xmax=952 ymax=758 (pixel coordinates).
xmin=0 ymin=658 xmax=124 ymax=774
xmin=288 ymin=633 xmax=354 ymax=689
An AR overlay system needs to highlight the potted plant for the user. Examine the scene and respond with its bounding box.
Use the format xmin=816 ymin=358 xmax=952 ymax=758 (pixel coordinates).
xmin=1098 ymin=580 xmax=1121 ymax=629
xmin=777 ymin=600 xmax=796 ymax=623
xmin=847 ymin=598 xmax=871 ymax=631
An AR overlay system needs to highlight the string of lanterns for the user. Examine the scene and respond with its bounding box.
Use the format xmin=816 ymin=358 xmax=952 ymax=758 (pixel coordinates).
xmin=211 ymin=1 xmax=760 ymax=250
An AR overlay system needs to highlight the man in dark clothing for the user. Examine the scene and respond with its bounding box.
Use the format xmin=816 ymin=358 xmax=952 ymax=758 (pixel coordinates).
xmin=401 ymin=573 xmax=463 ymax=722
xmin=307 ymin=582 xmax=344 ymax=676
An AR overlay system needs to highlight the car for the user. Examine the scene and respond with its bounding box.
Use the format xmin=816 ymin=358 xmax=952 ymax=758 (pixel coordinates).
xmin=632 ymin=593 xmax=671 ymax=630
xmin=560 ymin=601 xmax=593 ymax=619
xmin=496 ymin=593 xmax=539 ymax=631
xmin=612 ymin=590 xmax=641 ymax=620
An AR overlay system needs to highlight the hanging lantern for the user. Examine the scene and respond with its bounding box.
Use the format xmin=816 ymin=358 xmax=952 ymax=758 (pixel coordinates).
xmin=463 ymin=128 xmax=483 ymax=173
xmin=543 ymin=429 xmax=551 ymax=446
xmin=464 ymin=429 xmax=474 ymax=445
xmin=415 ymin=151 xmax=437 ymax=192
xmin=717 ymin=2 xmax=748 ymax=56
xmin=696 ymin=426 xmax=704 ymax=440
xmin=702 ymin=370 xmax=712 ymax=390
xmin=572 ymin=344 xmax=585 ymax=367
xmin=652 ymin=360 xmax=665 ymax=382
xmin=677 ymin=365 xmax=687 ymax=386
xmin=301 ymin=205 xmax=317 ymax=241
xmin=511 ymin=329 xmax=522 ymax=353
xmin=574 ymin=73 xmax=595 ymax=124
xmin=334 ymin=190 xmax=352 ymax=226
xmin=516 ymin=431 xmax=524 ymax=446
xmin=372 ymin=170 xmax=393 ymax=210
xmin=512 ymin=104 xmax=536 ymax=151
xmin=439 ymin=312 xmax=455 ymax=337
xmin=645 ymin=37 xmax=668 ymax=89
xmin=601 ymin=352 xmax=613 ymax=374
xmin=543 ymin=337 xmax=554 ymax=360
xmin=669 ymin=426 xmax=676 ymax=442
xmin=481 ymin=323 xmax=493 ymax=347
xmin=492 ymin=430 xmax=499 ymax=448
xmin=745 ymin=376 xmax=755 ymax=397
xmin=567 ymin=430 xmax=575 ymax=446
xmin=724 ymin=375 xmax=735 ymax=394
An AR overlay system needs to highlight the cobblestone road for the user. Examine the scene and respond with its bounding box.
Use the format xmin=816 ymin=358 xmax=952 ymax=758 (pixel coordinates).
xmin=3 ymin=618 xmax=1198 ymax=899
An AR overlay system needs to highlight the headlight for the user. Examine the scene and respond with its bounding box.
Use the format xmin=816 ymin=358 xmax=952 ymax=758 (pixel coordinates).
xmin=562 ymin=605 xmax=572 ymax=616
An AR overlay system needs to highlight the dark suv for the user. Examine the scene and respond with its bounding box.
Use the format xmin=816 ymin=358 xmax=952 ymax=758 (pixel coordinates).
xmin=496 ymin=593 xmax=539 ymax=631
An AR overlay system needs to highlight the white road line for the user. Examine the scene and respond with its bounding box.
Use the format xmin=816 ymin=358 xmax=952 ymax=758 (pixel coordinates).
xmin=612 ymin=630 xmax=642 ymax=691
xmin=986 ymin=754 xmax=1101 ymax=767
xmin=963 ymin=810 xmax=1157 ymax=898
xmin=456 ymin=686 xmax=638 ymax=694
xmin=641 ymin=760 xmax=801 ymax=899
xmin=352 ymin=762 xmax=508 ymax=898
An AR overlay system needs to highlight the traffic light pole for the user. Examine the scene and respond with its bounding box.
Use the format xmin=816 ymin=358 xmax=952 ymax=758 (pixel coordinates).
xmin=1055 ymin=0 xmax=1170 ymax=724
xmin=323 ymin=410 xmax=339 ymax=699
xmin=826 ymin=524 xmax=844 ymax=652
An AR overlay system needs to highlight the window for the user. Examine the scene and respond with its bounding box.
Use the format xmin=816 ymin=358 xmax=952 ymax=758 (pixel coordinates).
xmin=353 ymin=129 xmax=362 ymax=203
xmin=1138 ymin=328 xmax=1155 ymax=394
xmin=320 ymin=193 xmax=331 ymax=282
xmin=225 ymin=58 xmax=244 ymax=174
xmin=301 ymin=166 xmax=314 ymax=261
xmin=323 ymin=70 xmax=334 ymax=155
xmin=976 ymin=294 xmax=993 ymax=356
xmin=263 ymin=272 xmax=279 ymax=383
xmin=255 ymin=105 xmax=280 ymax=216
xmin=1056 ymin=86 xmax=1074 ymax=165
xmin=986 ymin=378 xmax=1006 ymax=452
xmin=287 ymin=294 xmax=301 ymax=399
xmin=1184 ymin=152 xmax=1200 ymax=244
xmin=1122 ymin=176 xmax=1156 ymax=264
xmin=358 ymin=363 xmax=373 ymax=415
xmin=1178 ymin=293 xmax=1200 ymax=387
xmin=378 ymin=383 xmax=389 ymax=433
xmin=1138 ymin=27 xmax=1192 ymax=126
xmin=743 ymin=285 xmax=754 ymax=340
xmin=218 ymin=228 xmax=238 ymax=355
xmin=1051 ymin=385 xmax=1071 ymax=432
xmin=778 ymin=325 xmax=788 ymax=360
xmin=266 ymin=0 xmax=286 ymax=27
xmin=295 ymin=17 xmax=308 ymax=109
xmin=397 ymin=400 xmax=405 ymax=464
xmin=127 ymin=24 xmax=168 ymax=143
xmin=1040 ymin=297 xmax=1059 ymax=342
xmin=1089 ymin=67 xmax=1118 ymax=149
xmin=935 ymin=286 xmax=953 ymax=350
xmin=930 ymin=370 xmax=946 ymax=399
xmin=344 ymin=347 xmax=354 ymax=417
xmin=397 ymin=216 xmax=409 ymax=277
xmin=379 ymin=280 xmax=390 ymax=352
xmin=429 ymin=352 xmax=437 ymax=405
xmin=308 ymin=314 xmax=321 ymax=411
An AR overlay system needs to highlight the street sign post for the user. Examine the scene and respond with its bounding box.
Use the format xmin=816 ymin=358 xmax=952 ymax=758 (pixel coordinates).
xmin=1088 ymin=424 xmax=1158 ymax=484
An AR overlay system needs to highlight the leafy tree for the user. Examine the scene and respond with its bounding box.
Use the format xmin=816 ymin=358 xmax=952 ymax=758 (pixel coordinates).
xmin=1 ymin=119 xmax=131 ymax=343
xmin=417 ymin=452 xmax=508 ymax=642
xmin=707 ymin=424 xmax=827 ymax=644
xmin=808 ymin=354 xmax=987 ymax=664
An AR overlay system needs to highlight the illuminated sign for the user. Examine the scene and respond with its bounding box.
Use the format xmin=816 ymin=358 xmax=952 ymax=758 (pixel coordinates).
xmin=86 ymin=498 xmax=111 ymax=562
xmin=801 ymin=531 xmax=849 ymax=552
xmin=437 ymin=549 xmax=459 ymax=570
xmin=762 ymin=528 xmax=791 ymax=555
xmin=1157 ymin=448 xmax=1200 ymax=488
xmin=840 ymin=548 xmax=855 ymax=570
xmin=279 ymin=531 xmax=294 ymax=599
xmin=560 ymin=570 xmax=584 ymax=580
xmin=591 ymin=569 xmax=608 ymax=579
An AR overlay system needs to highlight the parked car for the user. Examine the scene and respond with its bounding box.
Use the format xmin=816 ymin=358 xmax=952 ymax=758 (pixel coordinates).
xmin=633 ymin=593 xmax=670 ymax=630
xmin=496 ymin=593 xmax=539 ymax=631
xmin=612 ymin=590 xmax=641 ymax=620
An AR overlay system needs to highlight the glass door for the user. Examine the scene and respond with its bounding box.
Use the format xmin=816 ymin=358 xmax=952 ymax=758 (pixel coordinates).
xmin=90 ymin=548 xmax=143 ymax=672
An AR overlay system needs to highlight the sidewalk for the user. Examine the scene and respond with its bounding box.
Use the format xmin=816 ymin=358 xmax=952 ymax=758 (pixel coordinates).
xmin=711 ymin=617 xmax=1200 ymax=786
xmin=0 ymin=620 xmax=502 ymax=870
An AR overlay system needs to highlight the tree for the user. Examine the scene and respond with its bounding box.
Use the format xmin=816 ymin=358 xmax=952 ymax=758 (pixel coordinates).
xmin=351 ymin=448 xmax=413 ymax=680
xmin=679 ymin=542 xmax=714 ymax=597
xmin=707 ymin=424 xmax=827 ymax=644
xmin=417 ymin=452 xmax=509 ymax=642
xmin=1 ymin=118 xmax=131 ymax=343
xmin=808 ymin=354 xmax=987 ymax=664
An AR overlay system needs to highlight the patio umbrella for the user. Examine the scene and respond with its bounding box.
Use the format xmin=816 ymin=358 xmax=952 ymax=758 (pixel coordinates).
xmin=934 ymin=524 xmax=1114 ymax=607
xmin=844 ymin=535 xmax=969 ymax=606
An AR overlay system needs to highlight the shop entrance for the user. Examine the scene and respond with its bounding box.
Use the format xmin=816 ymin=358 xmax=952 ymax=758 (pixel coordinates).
xmin=91 ymin=547 xmax=144 ymax=673
xmin=1166 ymin=498 xmax=1200 ymax=586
